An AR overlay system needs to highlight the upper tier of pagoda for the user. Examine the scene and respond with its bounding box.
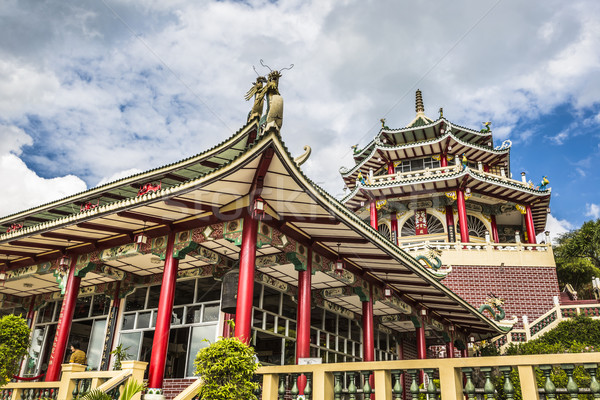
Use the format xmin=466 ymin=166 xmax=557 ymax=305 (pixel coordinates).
xmin=339 ymin=90 xmax=551 ymax=235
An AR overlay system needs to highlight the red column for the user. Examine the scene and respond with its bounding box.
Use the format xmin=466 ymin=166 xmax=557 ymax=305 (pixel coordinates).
xmin=234 ymin=213 xmax=258 ymax=342
xmin=45 ymin=259 xmax=81 ymax=381
xmin=370 ymin=200 xmax=378 ymax=229
xmin=415 ymin=314 xmax=427 ymax=383
xmin=362 ymin=287 xmax=375 ymax=400
xmin=147 ymin=233 xmax=179 ymax=390
xmin=390 ymin=213 xmax=398 ymax=245
xmin=456 ymin=189 xmax=469 ymax=243
xmin=440 ymin=154 xmax=448 ymax=168
xmin=490 ymin=215 xmax=500 ymax=243
xmin=387 ymin=161 xmax=395 ymax=175
xmin=525 ymin=205 xmax=537 ymax=244
xmin=446 ymin=338 xmax=455 ymax=358
xmin=445 ymin=205 xmax=456 ymax=242
xmin=222 ymin=313 xmax=234 ymax=338
xmin=26 ymin=295 xmax=36 ymax=327
xmin=461 ymin=348 xmax=468 ymax=358
xmin=296 ymin=249 xmax=312 ymax=394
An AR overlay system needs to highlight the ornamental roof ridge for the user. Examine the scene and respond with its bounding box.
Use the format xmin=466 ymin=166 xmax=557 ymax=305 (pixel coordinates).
xmin=339 ymin=131 xmax=511 ymax=179
xmin=341 ymin=165 xmax=551 ymax=205
xmin=0 ymin=119 xmax=260 ymax=226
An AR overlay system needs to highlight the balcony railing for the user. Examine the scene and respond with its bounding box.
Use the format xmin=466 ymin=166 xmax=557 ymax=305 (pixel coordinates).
xmin=256 ymin=353 xmax=600 ymax=400
xmin=0 ymin=361 xmax=147 ymax=400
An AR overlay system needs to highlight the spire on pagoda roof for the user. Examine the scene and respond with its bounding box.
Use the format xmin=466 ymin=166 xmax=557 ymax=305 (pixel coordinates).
xmin=407 ymin=89 xmax=433 ymax=128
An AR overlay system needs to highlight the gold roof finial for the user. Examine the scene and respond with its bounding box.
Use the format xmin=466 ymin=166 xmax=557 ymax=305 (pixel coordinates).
xmin=416 ymin=89 xmax=425 ymax=114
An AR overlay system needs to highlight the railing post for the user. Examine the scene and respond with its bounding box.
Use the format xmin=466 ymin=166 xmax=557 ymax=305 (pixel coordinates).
xmin=261 ymin=373 xmax=280 ymax=400
xmin=517 ymin=365 xmax=540 ymax=400
xmin=439 ymin=364 xmax=462 ymax=400
xmin=121 ymin=360 xmax=148 ymax=389
xmin=539 ymin=365 xmax=556 ymax=399
xmin=312 ymin=369 xmax=333 ymax=400
xmin=374 ymin=369 xmax=392 ymax=400
xmin=57 ymin=364 xmax=87 ymax=400
xmin=584 ymin=363 xmax=600 ymax=399
xmin=499 ymin=366 xmax=515 ymax=399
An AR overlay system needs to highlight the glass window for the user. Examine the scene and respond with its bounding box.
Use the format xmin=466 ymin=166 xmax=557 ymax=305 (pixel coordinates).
xmin=121 ymin=314 xmax=135 ymax=330
xmin=262 ymin=287 xmax=280 ymax=314
xmin=73 ymin=295 xmax=90 ymax=320
xmin=37 ymin=303 xmax=54 ymax=324
xmin=118 ymin=332 xmax=141 ymax=362
xmin=87 ymin=319 xmax=107 ymax=370
xmin=350 ymin=320 xmax=361 ymax=342
xmin=187 ymin=325 xmax=217 ymax=376
xmin=338 ymin=317 xmax=349 ymax=338
xmin=172 ymin=307 xmax=184 ymax=325
xmin=174 ymin=280 xmax=196 ymax=306
xmin=311 ymin=308 xmax=324 ymax=330
xmin=146 ymin=285 xmax=162 ymax=309
xmin=165 ymin=328 xmax=190 ymax=378
xmin=125 ymin=288 xmax=147 ymax=311
xmin=324 ymin=312 xmax=337 ymax=333
xmin=91 ymin=295 xmax=110 ymax=317
xmin=136 ymin=312 xmax=151 ymax=329
xmin=196 ymin=278 xmax=221 ymax=303
xmin=202 ymin=305 xmax=219 ymax=322
xmin=281 ymin=294 xmax=296 ymax=319
xmin=186 ymin=305 xmax=202 ymax=324
xmin=410 ymin=159 xmax=424 ymax=170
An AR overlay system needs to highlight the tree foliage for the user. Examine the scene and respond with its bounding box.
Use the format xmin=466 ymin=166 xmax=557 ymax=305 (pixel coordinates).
xmin=194 ymin=337 xmax=260 ymax=400
xmin=554 ymin=219 xmax=600 ymax=295
xmin=0 ymin=314 xmax=31 ymax=386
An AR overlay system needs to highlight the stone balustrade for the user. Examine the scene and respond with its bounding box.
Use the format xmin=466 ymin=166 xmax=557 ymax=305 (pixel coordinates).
xmin=0 ymin=361 xmax=147 ymax=400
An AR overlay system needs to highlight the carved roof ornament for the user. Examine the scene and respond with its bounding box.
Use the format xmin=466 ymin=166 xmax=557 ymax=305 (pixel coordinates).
xmin=249 ymin=60 xmax=294 ymax=134
xmin=416 ymin=89 xmax=425 ymax=114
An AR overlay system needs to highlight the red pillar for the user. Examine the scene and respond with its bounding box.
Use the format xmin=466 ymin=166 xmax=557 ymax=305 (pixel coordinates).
xmin=525 ymin=205 xmax=537 ymax=244
xmin=370 ymin=200 xmax=378 ymax=229
xmin=362 ymin=287 xmax=375 ymax=399
xmin=440 ymin=153 xmax=448 ymax=168
xmin=446 ymin=338 xmax=455 ymax=358
xmin=222 ymin=313 xmax=234 ymax=338
xmin=296 ymin=249 xmax=312 ymax=394
xmin=445 ymin=205 xmax=456 ymax=242
xmin=415 ymin=314 xmax=427 ymax=383
xmin=456 ymin=189 xmax=469 ymax=243
xmin=387 ymin=161 xmax=395 ymax=175
xmin=461 ymin=348 xmax=469 ymax=358
xmin=234 ymin=213 xmax=258 ymax=342
xmin=490 ymin=214 xmax=500 ymax=243
xmin=147 ymin=233 xmax=179 ymax=391
xmin=390 ymin=213 xmax=398 ymax=245
xmin=26 ymin=295 xmax=36 ymax=328
xmin=45 ymin=259 xmax=81 ymax=381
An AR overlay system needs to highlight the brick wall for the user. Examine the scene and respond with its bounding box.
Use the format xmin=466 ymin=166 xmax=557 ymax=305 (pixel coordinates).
xmin=442 ymin=265 xmax=560 ymax=328
xmin=162 ymin=378 xmax=197 ymax=400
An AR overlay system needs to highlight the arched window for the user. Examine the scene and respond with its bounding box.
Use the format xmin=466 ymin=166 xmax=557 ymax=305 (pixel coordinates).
xmin=456 ymin=215 xmax=487 ymax=238
xmin=400 ymin=213 xmax=445 ymax=236
xmin=378 ymin=224 xmax=391 ymax=240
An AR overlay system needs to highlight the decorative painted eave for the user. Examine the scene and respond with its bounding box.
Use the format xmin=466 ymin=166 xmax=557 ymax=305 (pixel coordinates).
xmin=341 ymin=165 xmax=550 ymax=234
xmin=340 ymin=131 xmax=511 ymax=185
xmin=0 ymin=119 xmax=260 ymax=230
xmin=352 ymin=117 xmax=495 ymax=164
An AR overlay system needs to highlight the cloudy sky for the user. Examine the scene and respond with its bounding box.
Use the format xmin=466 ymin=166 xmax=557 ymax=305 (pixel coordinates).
xmin=1 ymin=0 xmax=599 ymax=239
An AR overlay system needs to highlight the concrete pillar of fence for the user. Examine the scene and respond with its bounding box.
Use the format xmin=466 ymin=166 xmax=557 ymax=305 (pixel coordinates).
xmin=57 ymin=364 xmax=87 ymax=400
xmin=438 ymin=364 xmax=463 ymax=400
xmin=261 ymin=374 xmax=280 ymax=400
xmin=373 ymin=370 xmax=392 ymax=400
xmin=312 ymin=369 xmax=334 ymax=400
xmin=121 ymin=360 xmax=149 ymax=400
xmin=517 ymin=365 xmax=540 ymax=400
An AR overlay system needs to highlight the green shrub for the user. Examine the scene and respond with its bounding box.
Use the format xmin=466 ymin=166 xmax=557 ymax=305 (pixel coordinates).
xmin=0 ymin=314 xmax=30 ymax=386
xmin=194 ymin=337 xmax=260 ymax=400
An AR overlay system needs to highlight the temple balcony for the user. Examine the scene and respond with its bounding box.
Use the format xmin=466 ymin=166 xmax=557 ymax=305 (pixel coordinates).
xmin=399 ymin=238 xmax=555 ymax=268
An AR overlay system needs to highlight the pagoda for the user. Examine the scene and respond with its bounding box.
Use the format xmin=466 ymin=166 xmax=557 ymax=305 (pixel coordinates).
xmin=340 ymin=90 xmax=558 ymax=332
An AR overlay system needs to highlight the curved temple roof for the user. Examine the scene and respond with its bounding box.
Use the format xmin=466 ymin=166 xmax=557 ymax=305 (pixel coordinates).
xmin=0 ymin=119 xmax=507 ymax=339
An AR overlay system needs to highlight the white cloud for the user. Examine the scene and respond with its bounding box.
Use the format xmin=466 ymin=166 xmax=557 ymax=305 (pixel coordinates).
xmin=96 ymin=168 xmax=144 ymax=186
xmin=538 ymin=214 xmax=574 ymax=244
xmin=586 ymin=203 xmax=600 ymax=219
xmin=0 ymin=0 xmax=599 ymax=216
xmin=0 ymin=154 xmax=86 ymax=217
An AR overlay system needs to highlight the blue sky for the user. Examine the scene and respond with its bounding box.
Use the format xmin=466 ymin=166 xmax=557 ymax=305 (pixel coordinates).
xmin=0 ymin=0 xmax=599 ymax=239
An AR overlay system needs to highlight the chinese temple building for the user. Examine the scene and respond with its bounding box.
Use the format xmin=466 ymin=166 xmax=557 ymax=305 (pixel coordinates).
xmin=0 ymin=72 xmax=557 ymax=399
